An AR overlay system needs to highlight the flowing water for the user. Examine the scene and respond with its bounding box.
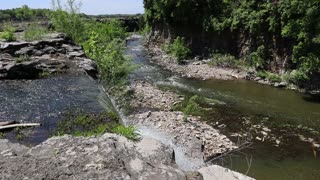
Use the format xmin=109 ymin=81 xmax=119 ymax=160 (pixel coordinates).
xmin=126 ymin=35 xmax=320 ymax=180
xmin=1 ymin=35 xmax=320 ymax=179
xmin=0 ymin=73 xmax=112 ymax=145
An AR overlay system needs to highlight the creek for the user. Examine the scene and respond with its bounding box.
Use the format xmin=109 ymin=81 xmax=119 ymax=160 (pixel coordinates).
xmin=127 ymin=35 xmax=320 ymax=180
xmin=1 ymin=35 xmax=319 ymax=179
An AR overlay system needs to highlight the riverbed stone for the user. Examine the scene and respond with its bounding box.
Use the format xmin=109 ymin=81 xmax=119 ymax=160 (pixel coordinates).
xmin=198 ymin=165 xmax=255 ymax=180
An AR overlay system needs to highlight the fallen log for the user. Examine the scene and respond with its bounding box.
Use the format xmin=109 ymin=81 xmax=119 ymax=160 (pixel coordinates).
xmin=0 ymin=123 xmax=41 ymax=131
xmin=0 ymin=121 xmax=16 ymax=126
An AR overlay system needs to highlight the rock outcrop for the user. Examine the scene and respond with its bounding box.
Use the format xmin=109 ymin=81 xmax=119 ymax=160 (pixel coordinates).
xmin=0 ymin=33 xmax=97 ymax=79
xmin=0 ymin=134 xmax=185 ymax=180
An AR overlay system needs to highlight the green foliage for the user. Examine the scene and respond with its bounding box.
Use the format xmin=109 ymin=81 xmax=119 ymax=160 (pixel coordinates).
xmin=144 ymin=0 xmax=223 ymax=29
xmin=144 ymin=0 xmax=320 ymax=81
xmin=268 ymin=73 xmax=281 ymax=83
xmin=183 ymin=95 xmax=206 ymax=117
xmin=84 ymin=31 xmax=134 ymax=86
xmin=0 ymin=24 xmax=16 ymax=42
xmin=287 ymin=69 xmax=310 ymax=83
xmin=50 ymin=0 xmax=132 ymax=86
xmin=247 ymin=45 xmax=266 ymax=69
xmin=15 ymin=54 xmax=31 ymax=63
xmin=257 ymin=71 xmax=268 ymax=79
xmin=55 ymin=110 xmax=120 ymax=137
xmin=24 ymin=23 xmax=48 ymax=41
xmin=51 ymin=0 xmax=86 ymax=43
xmin=209 ymin=53 xmax=241 ymax=68
xmin=257 ymin=71 xmax=282 ymax=83
xmin=111 ymin=125 xmax=140 ymax=141
xmin=163 ymin=36 xmax=191 ymax=64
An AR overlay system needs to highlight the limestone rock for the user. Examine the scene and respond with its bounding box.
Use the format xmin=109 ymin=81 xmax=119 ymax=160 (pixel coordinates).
xmin=198 ymin=165 xmax=255 ymax=180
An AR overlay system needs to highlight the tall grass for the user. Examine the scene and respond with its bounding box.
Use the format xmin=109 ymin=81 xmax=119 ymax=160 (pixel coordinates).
xmin=24 ymin=23 xmax=48 ymax=41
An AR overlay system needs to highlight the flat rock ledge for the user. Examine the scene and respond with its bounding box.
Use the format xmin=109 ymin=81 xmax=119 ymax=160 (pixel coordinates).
xmin=0 ymin=134 xmax=184 ymax=180
xmin=128 ymin=81 xmax=236 ymax=161
xmin=0 ymin=33 xmax=97 ymax=79
xmin=146 ymin=43 xmax=246 ymax=80
xmin=0 ymin=134 xmax=253 ymax=180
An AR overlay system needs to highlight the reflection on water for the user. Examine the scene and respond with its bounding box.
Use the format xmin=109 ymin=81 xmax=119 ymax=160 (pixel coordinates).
xmin=0 ymin=73 xmax=109 ymax=145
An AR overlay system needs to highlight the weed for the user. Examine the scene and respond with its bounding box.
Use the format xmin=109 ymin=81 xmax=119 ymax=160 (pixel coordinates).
xmin=24 ymin=23 xmax=48 ymax=41
xmin=163 ymin=36 xmax=191 ymax=64
xmin=15 ymin=54 xmax=31 ymax=63
xmin=111 ymin=125 xmax=140 ymax=141
xmin=0 ymin=24 xmax=16 ymax=42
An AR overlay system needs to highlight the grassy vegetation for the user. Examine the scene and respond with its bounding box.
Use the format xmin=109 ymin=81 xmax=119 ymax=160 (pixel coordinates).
xmin=257 ymin=71 xmax=282 ymax=83
xmin=55 ymin=110 xmax=140 ymax=140
xmin=174 ymin=95 xmax=223 ymax=120
xmin=0 ymin=24 xmax=16 ymax=42
xmin=111 ymin=125 xmax=140 ymax=141
xmin=15 ymin=54 xmax=31 ymax=63
xmin=24 ymin=23 xmax=49 ymax=41
xmin=163 ymin=36 xmax=191 ymax=64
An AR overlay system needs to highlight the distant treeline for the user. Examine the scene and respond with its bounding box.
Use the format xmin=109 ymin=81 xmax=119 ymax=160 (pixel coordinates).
xmin=0 ymin=5 xmax=50 ymax=22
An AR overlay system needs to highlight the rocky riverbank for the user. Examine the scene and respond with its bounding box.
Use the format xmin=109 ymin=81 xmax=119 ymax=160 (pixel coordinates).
xmin=0 ymin=133 xmax=253 ymax=180
xmin=128 ymin=80 xmax=237 ymax=161
xmin=0 ymin=33 xmax=97 ymax=79
xmin=146 ymin=42 xmax=246 ymax=81
xmin=145 ymin=41 xmax=318 ymax=94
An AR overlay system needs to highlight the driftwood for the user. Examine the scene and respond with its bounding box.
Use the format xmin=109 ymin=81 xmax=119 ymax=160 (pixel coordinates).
xmin=0 ymin=121 xmax=16 ymax=126
xmin=0 ymin=123 xmax=41 ymax=131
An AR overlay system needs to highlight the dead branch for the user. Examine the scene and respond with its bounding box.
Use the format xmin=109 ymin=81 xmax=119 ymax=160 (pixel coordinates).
xmin=0 ymin=123 xmax=41 ymax=131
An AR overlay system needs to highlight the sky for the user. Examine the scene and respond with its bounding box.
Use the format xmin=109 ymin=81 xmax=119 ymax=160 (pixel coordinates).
xmin=0 ymin=0 xmax=144 ymax=15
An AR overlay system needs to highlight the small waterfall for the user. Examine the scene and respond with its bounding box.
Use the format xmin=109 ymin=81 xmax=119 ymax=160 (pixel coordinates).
xmin=99 ymin=86 xmax=204 ymax=171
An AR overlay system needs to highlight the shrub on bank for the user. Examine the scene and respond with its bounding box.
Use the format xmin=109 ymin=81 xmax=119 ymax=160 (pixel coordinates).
xmin=0 ymin=24 xmax=16 ymax=42
xmin=163 ymin=36 xmax=191 ymax=64
xmin=51 ymin=0 xmax=134 ymax=87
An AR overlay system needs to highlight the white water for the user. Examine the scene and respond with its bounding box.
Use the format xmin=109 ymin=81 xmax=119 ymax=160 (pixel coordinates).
xmin=100 ymin=86 xmax=204 ymax=171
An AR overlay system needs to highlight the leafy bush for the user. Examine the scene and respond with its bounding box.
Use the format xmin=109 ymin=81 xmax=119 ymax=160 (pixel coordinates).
xmin=84 ymin=32 xmax=134 ymax=86
xmin=51 ymin=0 xmax=133 ymax=87
xmin=0 ymin=25 xmax=16 ymax=42
xmin=247 ymin=45 xmax=266 ymax=69
xmin=257 ymin=71 xmax=268 ymax=79
xmin=163 ymin=36 xmax=191 ymax=64
xmin=51 ymin=0 xmax=86 ymax=43
xmin=183 ymin=95 xmax=207 ymax=117
xmin=24 ymin=23 xmax=48 ymax=41
xmin=268 ymin=73 xmax=281 ymax=83
xmin=257 ymin=71 xmax=282 ymax=83
xmin=111 ymin=125 xmax=140 ymax=141
xmin=209 ymin=53 xmax=238 ymax=68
